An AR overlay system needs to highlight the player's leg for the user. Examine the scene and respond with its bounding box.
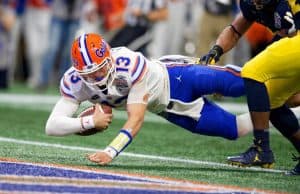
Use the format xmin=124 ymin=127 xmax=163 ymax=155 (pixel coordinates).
xmin=227 ymin=36 xmax=300 ymax=168
xmin=270 ymin=105 xmax=300 ymax=175
xmin=197 ymin=98 xmax=239 ymax=140
xmin=159 ymin=98 xmax=239 ymax=140
xmin=211 ymin=64 xmax=245 ymax=97
xmin=227 ymin=77 xmax=275 ymax=168
xmin=165 ymin=64 xmax=245 ymax=140
xmin=227 ymin=50 xmax=275 ymax=168
xmin=235 ymin=106 xmax=300 ymax=138
xmin=229 ymin=104 xmax=300 ymax=169
xmin=167 ymin=64 xmax=244 ymax=102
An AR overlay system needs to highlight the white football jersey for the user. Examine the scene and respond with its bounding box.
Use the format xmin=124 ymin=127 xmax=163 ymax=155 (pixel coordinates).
xmin=60 ymin=47 xmax=170 ymax=113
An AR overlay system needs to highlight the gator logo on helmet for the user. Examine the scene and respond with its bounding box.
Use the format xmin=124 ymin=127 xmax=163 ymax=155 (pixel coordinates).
xmin=95 ymin=41 xmax=107 ymax=58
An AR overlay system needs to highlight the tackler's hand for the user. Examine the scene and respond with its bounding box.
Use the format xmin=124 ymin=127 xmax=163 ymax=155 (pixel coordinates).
xmin=284 ymin=11 xmax=296 ymax=35
xmin=199 ymin=45 xmax=223 ymax=65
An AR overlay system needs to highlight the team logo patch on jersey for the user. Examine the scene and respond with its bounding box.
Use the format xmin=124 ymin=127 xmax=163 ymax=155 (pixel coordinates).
xmin=114 ymin=75 xmax=130 ymax=95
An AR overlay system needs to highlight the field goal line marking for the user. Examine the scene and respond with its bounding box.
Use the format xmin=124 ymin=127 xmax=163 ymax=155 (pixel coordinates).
xmin=0 ymin=136 xmax=285 ymax=174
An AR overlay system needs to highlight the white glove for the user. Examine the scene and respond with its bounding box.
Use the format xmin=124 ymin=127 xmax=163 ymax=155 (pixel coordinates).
xmin=284 ymin=11 xmax=296 ymax=35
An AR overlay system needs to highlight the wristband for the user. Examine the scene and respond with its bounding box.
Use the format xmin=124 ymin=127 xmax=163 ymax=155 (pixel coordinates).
xmin=80 ymin=115 xmax=95 ymax=131
xmin=107 ymin=129 xmax=133 ymax=156
xmin=103 ymin=146 xmax=118 ymax=159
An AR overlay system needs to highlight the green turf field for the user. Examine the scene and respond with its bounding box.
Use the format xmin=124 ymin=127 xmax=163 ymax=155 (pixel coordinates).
xmin=0 ymin=95 xmax=299 ymax=193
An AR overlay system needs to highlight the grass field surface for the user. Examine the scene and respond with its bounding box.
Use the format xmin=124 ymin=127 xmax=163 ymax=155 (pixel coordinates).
xmin=0 ymin=92 xmax=299 ymax=193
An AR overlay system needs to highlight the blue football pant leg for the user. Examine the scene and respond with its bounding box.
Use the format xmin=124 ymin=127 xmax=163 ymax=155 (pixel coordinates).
xmin=167 ymin=65 xmax=244 ymax=103
xmin=197 ymin=99 xmax=238 ymax=140
xmin=161 ymin=99 xmax=238 ymax=140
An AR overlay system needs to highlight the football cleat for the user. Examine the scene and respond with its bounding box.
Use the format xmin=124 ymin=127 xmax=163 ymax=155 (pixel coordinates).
xmin=285 ymin=154 xmax=300 ymax=176
xmin=227 ymin=145 xmax=275 ymax=168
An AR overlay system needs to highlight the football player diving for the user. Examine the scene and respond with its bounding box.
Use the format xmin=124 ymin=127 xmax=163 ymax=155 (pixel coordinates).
xmin=46 ymin=33 xmax=300 ymax=173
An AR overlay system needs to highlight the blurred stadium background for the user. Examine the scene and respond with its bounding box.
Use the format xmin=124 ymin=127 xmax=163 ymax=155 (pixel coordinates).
xmin=0 ymin=0 xmax=299 ymax=193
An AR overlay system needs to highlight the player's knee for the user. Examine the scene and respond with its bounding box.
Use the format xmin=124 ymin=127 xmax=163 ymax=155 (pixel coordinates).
xmin=243 ymin=78 xmax=270 ymax=112
xmin=270 ymin=105 xmax=300 ymax=138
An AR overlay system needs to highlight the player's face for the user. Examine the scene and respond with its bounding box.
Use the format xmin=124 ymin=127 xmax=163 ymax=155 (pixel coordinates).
xmin=80 ymin=58 xmax=113 ymax=85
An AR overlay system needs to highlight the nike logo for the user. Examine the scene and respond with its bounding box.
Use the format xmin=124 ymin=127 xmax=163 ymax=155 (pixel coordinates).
xmin=176 ymin=75 xmax=182 ymax=82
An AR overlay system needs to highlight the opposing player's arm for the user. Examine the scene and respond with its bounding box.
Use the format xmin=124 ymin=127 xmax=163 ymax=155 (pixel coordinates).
xmin=216 ymin=13 xmax=253 ymax=53
xmin=200 ymin=13 xmax=253 ymax=65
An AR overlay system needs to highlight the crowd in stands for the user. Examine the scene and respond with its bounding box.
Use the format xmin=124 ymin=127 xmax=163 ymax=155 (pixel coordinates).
xmin=0 ymin=0 xmax=273 ymax=91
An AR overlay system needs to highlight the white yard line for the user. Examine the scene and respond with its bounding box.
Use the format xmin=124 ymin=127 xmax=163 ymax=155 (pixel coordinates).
xmin=0 ymin=136 xmax=285 ymax=174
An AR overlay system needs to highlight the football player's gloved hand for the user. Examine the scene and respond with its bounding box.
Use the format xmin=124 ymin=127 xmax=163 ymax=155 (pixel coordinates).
xmin=199 ymin=45 xmax=223 ymax=65
xmin=284 ymin=11 xmax=296 ymax=35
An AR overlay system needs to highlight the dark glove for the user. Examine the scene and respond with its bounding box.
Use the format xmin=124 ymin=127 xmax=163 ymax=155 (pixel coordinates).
xmin=284 ymin=11 xmax=296 ymax=35
xmin=199 ymin=45 xmax=223 ymax=65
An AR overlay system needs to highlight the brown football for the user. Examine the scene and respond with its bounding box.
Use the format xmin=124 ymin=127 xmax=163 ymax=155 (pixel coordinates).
xmin=76 ymin=105 xmax=112 ymax=136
